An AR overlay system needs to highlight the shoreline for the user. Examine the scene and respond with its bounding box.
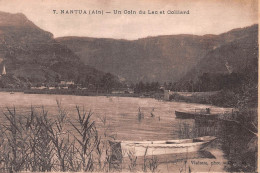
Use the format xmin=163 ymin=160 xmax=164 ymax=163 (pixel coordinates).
xmin=0 ymin=88 xmax=164 ymax=99
xmin=0 ymin=88 xmax=236 ymax=108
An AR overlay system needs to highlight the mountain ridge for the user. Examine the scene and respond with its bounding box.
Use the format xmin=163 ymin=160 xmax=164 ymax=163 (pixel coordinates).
xmin=56 ymin=24 xmax=258 ymax=83
xmin=0 ymin=11 xmax=120 ymax=89
xmin=55 ymin=24 xmax=256 ymax=41
xmin=0 ymin=11 xmax=257 ymax=88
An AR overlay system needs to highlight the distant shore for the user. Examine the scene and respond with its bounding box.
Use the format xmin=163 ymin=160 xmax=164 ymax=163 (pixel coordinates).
xmin=0 ymin=88 xmax=164 ymax=99
xmin=0 ymin=88 xmax=238 ymax=108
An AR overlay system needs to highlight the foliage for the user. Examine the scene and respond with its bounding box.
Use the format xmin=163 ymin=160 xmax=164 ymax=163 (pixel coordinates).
xmin=0 ymin=104 xmax=115 ymax=172
xmin=134 ymin=81 xmax=160 ymax=93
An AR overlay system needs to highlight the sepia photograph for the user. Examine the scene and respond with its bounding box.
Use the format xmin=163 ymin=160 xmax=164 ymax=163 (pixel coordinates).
xmin=0 ymin=0 xmax=258 ymax=172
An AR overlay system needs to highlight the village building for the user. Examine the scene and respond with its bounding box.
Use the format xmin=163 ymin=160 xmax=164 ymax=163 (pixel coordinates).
xmin=58 ymin=80 xmax=75 ymax=89
xmin=31 ymin=86 xmax=47 ymax=90
xmin=164 ymin=90 xmax=174 ymax=101
xmin=60 ymin=80 xmax=75 ymax=85
xmin=111 ymin=88 xmax=134 ymax=94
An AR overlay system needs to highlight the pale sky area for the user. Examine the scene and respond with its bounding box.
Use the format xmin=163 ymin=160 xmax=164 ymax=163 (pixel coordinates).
xmin=0 ymin=0 xmax=258 ymax=40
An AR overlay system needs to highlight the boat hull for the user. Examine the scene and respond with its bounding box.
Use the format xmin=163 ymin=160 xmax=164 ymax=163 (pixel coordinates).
xmin=113 ymin=136 xmax=216 ymax=157
xmin=175 ymin=111 xmax=218 ymax=119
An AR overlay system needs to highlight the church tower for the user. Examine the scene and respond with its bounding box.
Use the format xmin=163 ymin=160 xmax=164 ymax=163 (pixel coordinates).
xmin=2 ymin=64 xmax=6 ymax=75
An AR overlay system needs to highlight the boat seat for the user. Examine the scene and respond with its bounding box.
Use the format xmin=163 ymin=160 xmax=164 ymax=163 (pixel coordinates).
xmin=193 ymin=139 xmax=203 ymax=142
xmin=166 ymin=141 xmax=177 ymax=144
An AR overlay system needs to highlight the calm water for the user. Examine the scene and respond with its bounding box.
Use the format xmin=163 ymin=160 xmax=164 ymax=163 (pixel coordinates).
xmin=0 ymin=92 xmax=233 ymax=172
xmin=0 ymin=92 xmax=231 ymax=140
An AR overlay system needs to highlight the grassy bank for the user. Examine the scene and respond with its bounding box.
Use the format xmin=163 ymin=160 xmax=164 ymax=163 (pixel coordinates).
xmin=169 ymin=90 xmax=238 ymax=107
xmin=178 ymin=108 xmax=257 ymax=172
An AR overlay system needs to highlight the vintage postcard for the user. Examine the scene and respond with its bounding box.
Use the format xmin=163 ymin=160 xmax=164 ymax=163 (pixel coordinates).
xmin=0 ymin=0 xmax=258 ymax=172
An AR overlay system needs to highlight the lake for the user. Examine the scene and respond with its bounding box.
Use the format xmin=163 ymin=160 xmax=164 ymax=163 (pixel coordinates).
xmin=0 ymin=92 xmax=234 ymax=172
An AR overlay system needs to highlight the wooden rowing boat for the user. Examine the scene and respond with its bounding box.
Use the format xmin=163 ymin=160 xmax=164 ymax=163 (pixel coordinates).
xmin=110 ymin=136 xmax=216 ymax=157
xmin=175 ymin=110 xmax=219 ymax=119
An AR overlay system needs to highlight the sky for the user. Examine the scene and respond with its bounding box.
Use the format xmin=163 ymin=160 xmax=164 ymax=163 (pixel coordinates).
xmin=0 ymin=0 xmax=258 ymax=40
